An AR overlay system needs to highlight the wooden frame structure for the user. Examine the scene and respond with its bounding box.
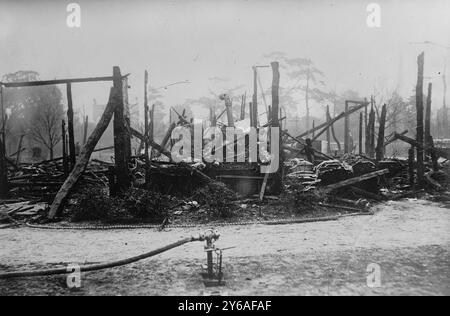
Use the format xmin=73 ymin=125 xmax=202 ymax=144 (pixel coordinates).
xmin=0 ymin=67 xmax=131 ymax=203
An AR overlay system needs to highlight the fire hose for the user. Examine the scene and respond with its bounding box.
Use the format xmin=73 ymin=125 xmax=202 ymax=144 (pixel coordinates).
xmin=0 ymin=230 xmax=220 ymax=279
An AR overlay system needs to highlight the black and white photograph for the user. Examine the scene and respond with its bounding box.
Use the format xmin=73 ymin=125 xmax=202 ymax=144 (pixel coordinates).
xmin=0 ymin=0 xmax=449 ymax=299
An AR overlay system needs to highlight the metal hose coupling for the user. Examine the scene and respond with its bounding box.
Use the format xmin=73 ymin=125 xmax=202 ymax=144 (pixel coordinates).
xmin=194 ymin=229 xmax=221 ymax=242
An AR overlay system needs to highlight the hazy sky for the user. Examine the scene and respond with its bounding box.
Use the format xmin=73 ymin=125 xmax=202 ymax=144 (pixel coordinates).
xmin=1 ymin=0 xmax=449 ymax=121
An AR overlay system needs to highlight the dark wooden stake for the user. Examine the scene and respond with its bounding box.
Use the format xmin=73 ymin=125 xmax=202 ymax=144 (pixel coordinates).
xmin=62 ymin=120 xmax=69 ymax=175
xmin=149 ymin=103 xmax=155 ymax=159
xmin=252 ymin=67 xmax=258 ymax=128
xmin=425 ymin=82 xmax=432 ymax=162
xmin=427 ymin=135 xmax=439 ymax=171
xmin=359 ymin=112 xmax=363 ymax=155
xmin=416 ymin=52 xmax=425 ymax=185
xmin=327 ymin=110 xmax=341 ymax=152
xmin=144 ymin=70 xmax=149 ymax=169
xmin=270 ymin=61 xmax=282 ymax=194
xmin=375 ymin=104 xmax=387 ymax=161
xmin=344 ymin=101 xmax=350 ymax=153
xmin=112 ymin=66 xmax=131 ymax=193
xmin=305 ymin=138 xmax=314 ymax=163
xmin=66 ymin=83 xmax=76 ymax=168
xmin=365 ymin=98 xmax=369 ymax=155
xmin=368 ymin=103 xmax=376 ymax=158
xmin=0 ymin=136 xmax=8 ymax=198
xmin=249 ymin=102 xmax=254 ymax=127
xmin=326 ymin=105 xmax=331 ymax=154
xmin=408 ymin=147 xmax=415 ymax=187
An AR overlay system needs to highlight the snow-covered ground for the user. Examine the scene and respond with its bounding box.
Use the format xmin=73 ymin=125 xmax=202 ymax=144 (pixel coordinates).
xmin=0 ymin=199 xmax=449 ymax=295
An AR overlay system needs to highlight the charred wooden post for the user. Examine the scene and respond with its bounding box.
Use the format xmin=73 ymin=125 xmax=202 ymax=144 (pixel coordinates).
xmin=83 ymin=115 xmax=89 ymax=145
xmin=66 ymin=83 xmax=76 ymax=168
xmin=270 ymin=61 xmax=282 ymax=194
xmin=305 ymin=138 xmax=314 ymax=163
xmin=252 ymin=67 xmax=258 ymax=128
xmin=416 ymin=52 xmax=425 ymax=185
xmin=107 ymin=166 xmax=116 ymax=197
xmin=62 ymin=120 xmax=69 ymax=175
xmin=376 ymin=104 xmax=387 ymax=161
xmin=0 ymin=137 xmax=8 ymax=198
xmin=112 ymin=66 xmax=131 ymax=193
xmin=122 ymin=76 xmax=132 ymax=160
xmin=344 ymin=101 xmax=350 ymax=153
xmin=158 ymin=122 xmax=176 ymax=154
xmin=249 ymin=102 xmax=254 ymax=127
xmin=144 ymin=71 xmax=149 ymax=168
xmin=240 ymin=93 xmax=246 ymax=120
xmin=327 ymin=111 xmax=341 ymax=153
xmin=368 ymin=103 xmax=376 ymax=158
xmin=427 ymin=135 xmax=439 ymax=171
xmin=48 ymin=87 xmax=118 ymax=219
xmin=408 ymin=147 xmax=415 ymax=187
xmin=271 ymin=62 xmax=280 ymax=127
xmin=359 ymin=112 xmax=363 ymax=155
xmin=425 ymin=83 xmax=432 ymax=162
xmin=149 ymin=103 xmax=155 ymax=160
xmin=221 ymin=94 xmax=234 ymax=127
xmin=326 ymin=105 xmax=331 ymax=154
xmin=365 ymin=98 xmax=369 ymax=154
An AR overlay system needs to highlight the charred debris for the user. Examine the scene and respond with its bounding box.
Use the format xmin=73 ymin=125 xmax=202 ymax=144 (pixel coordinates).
xmin=0 ymin=56 xmax=449 ymax=228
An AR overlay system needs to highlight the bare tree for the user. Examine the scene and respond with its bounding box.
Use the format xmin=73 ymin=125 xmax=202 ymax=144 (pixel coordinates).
xmin=28 ymin=86 xmax=64 ymax=159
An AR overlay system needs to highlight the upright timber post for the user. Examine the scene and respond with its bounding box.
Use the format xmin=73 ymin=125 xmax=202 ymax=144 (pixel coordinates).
xmin=66 ymin=83 xmax=76 ymax=168
xmin=344 ymin=101 xmax=350 ymax=153
xmin=62 ymin=120 xmax=69 ymax=175
xmin=252 ymin=66 xmax=258 ymax=128
xmin=271 ymin=61 xmax=282 ymax=194
xmin=249 ymin=102 xmax=254 ymax=128
xmin=359 ymin=112 xmax=363 ymax=155
xmin=425 ymin=82 xmax=432 ymax=162
xmin=240 ymin=93 xmax=246 ymax=120
xmin=364 ymin=97 xmax=369 ymax=154
xmin=144 ymin=70 xmax=149 ymax=164
xmin=113 ymin=66 xmax=131 ymax=193
xmin=326 ymin=105 xmax=331 ymax=154
xmin=122 ymin=75 xmax=132 ymax=160
xmin=149 ymin=103 xmax=155 ymax=159
xmin=376 ymin=104 xmax=387 ymax=161
xmin=443 ymin=69 xmax=449 ymax=138
xmin=0 ymin=85 xmax=8 ymax=198
xmin=416 ymin=52 xmax=425 ymax=185
xmin=0 ymin=137 xmax=7 ymax=198
xmin=408 ymin=147 xmax=415 ymax=188
xmin=368 ymin=101 xmax=376 ymax=158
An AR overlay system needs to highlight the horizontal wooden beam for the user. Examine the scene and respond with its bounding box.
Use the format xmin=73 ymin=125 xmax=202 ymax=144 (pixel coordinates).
xmin=0 ymin=74 xmax=129 ymax=88
xmin=323 ymin=169 xmax=389 ymax=193
xmin=296 ymin=102 xmax=368 ymax=139
xmin=394 ymin=133 xmax=449 ymax=160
